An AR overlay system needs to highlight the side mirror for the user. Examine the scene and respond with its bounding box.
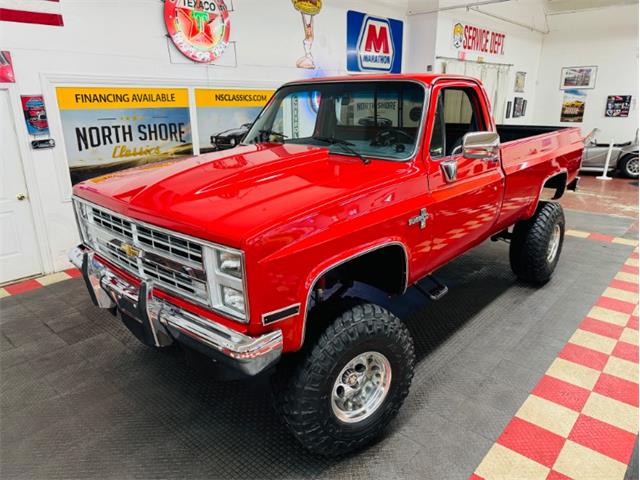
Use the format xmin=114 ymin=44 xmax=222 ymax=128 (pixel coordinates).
xmin=462 ymin=131 xmax=500 ymax=161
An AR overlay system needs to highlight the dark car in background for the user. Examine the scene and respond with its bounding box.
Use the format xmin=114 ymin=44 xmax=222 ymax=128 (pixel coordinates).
xmin=210 ymin=123 xmax=252 ymax=151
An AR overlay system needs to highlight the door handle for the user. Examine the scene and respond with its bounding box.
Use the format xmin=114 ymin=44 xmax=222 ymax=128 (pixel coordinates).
xmin=481 ymin=153 xmax=500 ymax=162
xmin=16 ymin=193 xmax=27 ymax=201
xmin=441 ymin=159 xmax=458 ymax=183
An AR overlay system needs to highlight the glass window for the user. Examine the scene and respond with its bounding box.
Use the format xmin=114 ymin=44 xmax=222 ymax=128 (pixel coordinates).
xmin=266 ymin=90 xmax=320 ymax=141
xmin=429 ymin=88 xmax=485 ymax=158
xmin=244 ymin=81 xmax=425 ymax=161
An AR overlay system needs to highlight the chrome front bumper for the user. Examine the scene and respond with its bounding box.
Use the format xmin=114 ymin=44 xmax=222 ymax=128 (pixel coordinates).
xmin=69 ymin=245 xmax=282 ymax=376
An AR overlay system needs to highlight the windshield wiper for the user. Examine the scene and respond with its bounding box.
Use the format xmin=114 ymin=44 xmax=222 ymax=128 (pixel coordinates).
xmin=313 ymin=136 xmax=370 ymax=165
xmin=258 ymin=129 xmax=288 ymax=142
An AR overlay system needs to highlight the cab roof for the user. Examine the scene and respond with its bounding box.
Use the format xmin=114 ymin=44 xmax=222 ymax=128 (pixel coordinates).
xmin=284 ymin=73 xmax=478 ymax=87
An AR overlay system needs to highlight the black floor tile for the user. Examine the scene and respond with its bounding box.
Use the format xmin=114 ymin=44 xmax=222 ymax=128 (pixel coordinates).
xmin=0 ymin=223 xmax=635 ymax=479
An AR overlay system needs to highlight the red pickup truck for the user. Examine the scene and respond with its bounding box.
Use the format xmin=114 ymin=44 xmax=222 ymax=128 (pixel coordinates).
xmin=70 ymin=74 xmax=582 ymax=456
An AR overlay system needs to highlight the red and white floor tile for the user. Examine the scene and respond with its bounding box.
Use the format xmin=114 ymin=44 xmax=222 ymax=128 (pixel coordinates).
xmin=472 ymin=249 xmax=639 ymax=480
xmin=0 ymin=268 xmax=81 ymax=298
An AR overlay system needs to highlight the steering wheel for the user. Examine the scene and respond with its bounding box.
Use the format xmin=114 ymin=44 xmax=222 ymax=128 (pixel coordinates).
xmin=371 ymin=128 xmax=415 ymax=147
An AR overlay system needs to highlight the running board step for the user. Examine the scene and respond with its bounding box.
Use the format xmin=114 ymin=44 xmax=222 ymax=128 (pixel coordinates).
xmin=414 ymin=276 xmax=449 ymax=301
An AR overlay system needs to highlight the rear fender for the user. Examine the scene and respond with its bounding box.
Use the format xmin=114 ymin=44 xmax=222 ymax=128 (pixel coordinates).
xmin=526 ymin=170 xmax=567 ymax=218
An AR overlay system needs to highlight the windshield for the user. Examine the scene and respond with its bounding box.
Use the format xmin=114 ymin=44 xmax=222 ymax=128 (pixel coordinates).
xmin=243 ymin=81 xmax=426 ymax=161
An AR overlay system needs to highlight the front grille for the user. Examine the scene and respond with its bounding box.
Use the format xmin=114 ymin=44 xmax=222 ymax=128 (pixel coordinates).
xmin=141 ymin=258 xmax=199 ymax=295
xmin=136 ymin=225 xmax=203 ymax=263
xmin=92 ymin=209 xmax=134 ymax=240
xmin=79 ymin=202 xmax=209 ymax=306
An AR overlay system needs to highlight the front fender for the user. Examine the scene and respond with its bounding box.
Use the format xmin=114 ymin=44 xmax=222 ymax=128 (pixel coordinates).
xmin=297 ymin=238 xmax=410 ymax=349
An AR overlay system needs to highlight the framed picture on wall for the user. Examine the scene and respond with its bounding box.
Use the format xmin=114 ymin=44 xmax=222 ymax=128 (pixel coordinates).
xmin=560 ymin=89 xmax=587 ymax=122
xmin=514 ymin=72 xmax=526 ymax=93
xmin=560 ymin=66 xmax=597 ymax=90
xmin=506 ymin=101 xmax=512 ymax=119
xmin=522 ymin=99 xmax=527 ymax=116
xmin=513 ymin=97 xmax=524 ymax=118
xmin=605 ymin=95 xmax=632 ymax=117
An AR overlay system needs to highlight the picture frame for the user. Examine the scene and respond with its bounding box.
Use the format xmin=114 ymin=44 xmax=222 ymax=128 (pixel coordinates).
xmin=560 ymin=89 xmax=587 ymax=123
xmin=605 ymin=95 xmax=632 ymax=117
xmin=513 ymin=97 xmax=524 ymax=118
xmin=514 ymin=72 xmax=526 ymax=93
xmin=505 ymin=101 xmax=512 ymax=119
xmin=560 ymin=66 xmax=597 ymax=90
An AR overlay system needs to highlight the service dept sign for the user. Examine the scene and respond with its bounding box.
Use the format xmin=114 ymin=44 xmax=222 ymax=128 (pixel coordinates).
xmin=164 ymin=0 xmax=231 ymax=63
xmin=452 ymin=21 xmax=505 ymax=56
xmin=347 ymin=10 xmax=403 ymax=74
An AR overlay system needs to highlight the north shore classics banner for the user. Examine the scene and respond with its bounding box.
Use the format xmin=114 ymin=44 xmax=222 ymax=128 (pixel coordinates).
xmin=56 ymin=87 xmax=193 ymax=184
xmin=195 ymin=88 xmax=273 ymax=153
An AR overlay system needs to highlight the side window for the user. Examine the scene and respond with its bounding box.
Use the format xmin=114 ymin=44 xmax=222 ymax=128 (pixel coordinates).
xmin=429 ymin=87 xmax=486 ymax=158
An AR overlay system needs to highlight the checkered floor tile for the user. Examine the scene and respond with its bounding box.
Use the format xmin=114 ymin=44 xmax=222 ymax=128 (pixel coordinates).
xmin=472 ymin=249 xmax=639 ymax=480
xmin=0 ymin=269 xmax=80 ymax=298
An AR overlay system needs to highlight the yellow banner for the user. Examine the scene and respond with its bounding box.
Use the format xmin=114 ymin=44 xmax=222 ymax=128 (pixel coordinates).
xmin=56 ymin=87 xmax=189 ymax=110
xmin=195 ymin=89 xmax=274 ymax=108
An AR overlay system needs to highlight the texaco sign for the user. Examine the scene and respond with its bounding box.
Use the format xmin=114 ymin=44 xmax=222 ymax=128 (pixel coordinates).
xmin=165 ymin=0 xmax=231 ymax=63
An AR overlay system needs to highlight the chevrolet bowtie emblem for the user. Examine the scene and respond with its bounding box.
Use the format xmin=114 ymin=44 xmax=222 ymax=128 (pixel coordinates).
xmin=119 ymin=243 xmax=141 ymax=258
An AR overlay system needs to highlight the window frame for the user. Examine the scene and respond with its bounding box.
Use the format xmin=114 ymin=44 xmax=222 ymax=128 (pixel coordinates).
xmin=429 ymin=93 xmax=446 ymax=159
xmin=425 ymin=80 xmax=493 ymax=163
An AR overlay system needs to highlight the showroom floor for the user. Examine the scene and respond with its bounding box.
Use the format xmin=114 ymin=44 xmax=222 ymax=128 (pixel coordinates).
xmin=1 ymin=177 xmax=638 ymax=480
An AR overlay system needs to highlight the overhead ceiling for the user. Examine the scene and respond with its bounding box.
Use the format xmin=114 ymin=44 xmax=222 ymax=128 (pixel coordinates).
xmin=406 ymin=0 xmax=638 ymax=33
xmin=408 ymin=0 xmax=639 ymax=14
xmin=546 ymin=0 xmax=638 ymax=14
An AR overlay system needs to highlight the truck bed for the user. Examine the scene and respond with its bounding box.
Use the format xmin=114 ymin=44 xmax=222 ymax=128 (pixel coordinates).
xmin=496 ymin=125 xmax=584 ymax=230
xmin=496 ymin=124 xmax=566 ymax=143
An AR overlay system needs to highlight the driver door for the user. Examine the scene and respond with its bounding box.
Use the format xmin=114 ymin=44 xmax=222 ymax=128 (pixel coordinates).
xmin=424 ymin=80 xmax=505 ymax=270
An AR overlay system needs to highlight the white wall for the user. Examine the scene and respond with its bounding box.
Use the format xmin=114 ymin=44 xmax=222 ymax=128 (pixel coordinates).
xmin=405 ymin=12 xmax=438 ymax=72
xmin=2 ymin=0 xmax=408 ymax=275
xmin=533 ymin=4 xmax=639 ymax=142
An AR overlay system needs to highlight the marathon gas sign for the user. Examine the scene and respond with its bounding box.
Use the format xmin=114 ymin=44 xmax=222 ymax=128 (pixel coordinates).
xmin=452 ymin=22 xmax=506 ymax=56
xmin=347 ymin=10 xmax=403 ymax=73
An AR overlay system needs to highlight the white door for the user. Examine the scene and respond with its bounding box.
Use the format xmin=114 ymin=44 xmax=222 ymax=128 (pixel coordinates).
xmin=0 ymin=89 xmax=42 ymax=283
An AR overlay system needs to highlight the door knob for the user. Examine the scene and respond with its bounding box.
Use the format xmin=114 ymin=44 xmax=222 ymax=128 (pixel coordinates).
xmin=16 ymin=193 xmax=27 ymax=201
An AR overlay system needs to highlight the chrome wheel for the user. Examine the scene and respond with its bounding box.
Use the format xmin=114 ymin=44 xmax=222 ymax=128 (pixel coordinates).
xmin=547 ymin=224 xmax=561 ymax=263
xmin=331 ymin=351 xmax=392 ymax=424
xmin=626 ymin=157 xmax=639 ymax=176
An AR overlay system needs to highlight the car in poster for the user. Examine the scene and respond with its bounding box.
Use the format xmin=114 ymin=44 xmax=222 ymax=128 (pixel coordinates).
xmin=581 ymin=129 xmax=638 ymax=179
xmin=69 ymin=73 xmax=582 ymax=457
xmin=210 ymin=123 xmax=252 ymax=151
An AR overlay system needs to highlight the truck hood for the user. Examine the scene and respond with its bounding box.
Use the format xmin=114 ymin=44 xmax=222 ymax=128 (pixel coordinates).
xmin=74 ymin=143 xmax=412 ymax=247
